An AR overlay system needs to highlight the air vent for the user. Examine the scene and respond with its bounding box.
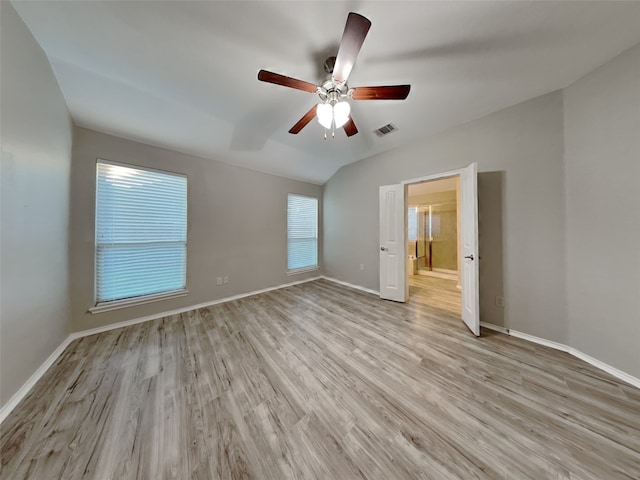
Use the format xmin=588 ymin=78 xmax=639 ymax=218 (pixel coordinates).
xmin=374 ymin=123 xmax=398 ymax=137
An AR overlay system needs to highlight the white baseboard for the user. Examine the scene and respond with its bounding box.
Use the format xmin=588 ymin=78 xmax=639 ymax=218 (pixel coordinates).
xmin=0 ymin=276 xmax=322 ymax=424
xmin=0 ymin=335 xmax=75 ymax=424
xmin=480 ymin=322 xmax=509 ymax=334
xmin=509 ymin=329 xmax=570 ymax=353
xmin=568 ymin=348 xmax=640 ymax=389
xmin=509 ymin=329 xmax=640 ymax=389
xmin=321 ymin=276 xmax=379 ymax=296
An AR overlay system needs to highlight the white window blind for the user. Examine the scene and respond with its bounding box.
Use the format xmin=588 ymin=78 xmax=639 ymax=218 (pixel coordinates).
xmin=408 ymin=206 xmax=418 ymax=241
xmin=287 ymin=194 xmax=318 ymax=272
xmin=95 ymin=161 xmax=187 ymax=304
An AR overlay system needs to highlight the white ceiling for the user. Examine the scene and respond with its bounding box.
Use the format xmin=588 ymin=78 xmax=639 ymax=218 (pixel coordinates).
xmin=11 ymin=1 xmax=640 ymax=184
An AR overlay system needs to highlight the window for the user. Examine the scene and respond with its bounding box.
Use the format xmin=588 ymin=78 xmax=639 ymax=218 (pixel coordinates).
xmin=408 ymin=206 xmax=418 ymax=240
xmin=95 ymin=160 xmax=187 ymax=306
xmin=287 ymin=194 xmax=318 ymax=273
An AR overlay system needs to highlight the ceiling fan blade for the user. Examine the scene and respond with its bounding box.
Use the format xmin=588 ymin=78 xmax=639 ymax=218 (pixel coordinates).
xmin=332 ymin=13 xmax=372 ymax=85
xmin=289 ymin=105 xmax=318 ymax=134
xmin=351 ymin=85 xmax=411 ymax=100
xmin=258 ymin=70 xmax=318 ymax=93
xmin=343 ymin=117 xmax=358 ymax=137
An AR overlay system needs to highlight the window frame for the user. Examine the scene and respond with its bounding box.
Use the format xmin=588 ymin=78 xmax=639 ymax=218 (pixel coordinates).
xmin=90 ymin=159 xmax=188 ymax=313
xmin=286 ymin=193 xmax=319 ymax=275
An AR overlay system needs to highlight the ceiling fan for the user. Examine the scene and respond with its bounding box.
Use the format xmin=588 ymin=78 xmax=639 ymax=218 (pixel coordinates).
xmin=258 ymin=12 xmax=411 ymax=138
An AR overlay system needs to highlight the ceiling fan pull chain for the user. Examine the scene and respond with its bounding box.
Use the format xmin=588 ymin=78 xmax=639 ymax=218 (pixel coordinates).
xmin=324 ymin=129 xmax=327 ymax=141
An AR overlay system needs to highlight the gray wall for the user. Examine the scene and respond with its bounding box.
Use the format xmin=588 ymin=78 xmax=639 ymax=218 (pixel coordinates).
xmin=1 ymin=3 xmax=73 ymax=406
xmin=70 ymin=128 xmax=322 ymax=332
xmin=324 ymin=92 xmax=567 ymax=341
xmin=564 ymin=44 xmax=640 ymax=378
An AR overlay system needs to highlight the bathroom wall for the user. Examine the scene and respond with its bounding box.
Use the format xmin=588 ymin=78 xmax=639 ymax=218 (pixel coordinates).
xmin=430 ymin=203 xmax=458 ymax=271
xmin=408 ymin=191 xmax=457 ymax=207
xmin=407 ymin=190 xmax=458 ymax=271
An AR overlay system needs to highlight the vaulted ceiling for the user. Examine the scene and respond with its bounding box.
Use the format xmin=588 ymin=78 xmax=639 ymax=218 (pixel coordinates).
xmin=11 ymin=1 xmax=640 ymax=184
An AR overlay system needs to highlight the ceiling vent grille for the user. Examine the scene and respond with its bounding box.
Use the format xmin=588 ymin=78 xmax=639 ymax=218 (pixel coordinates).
xmin=374 ymin=123 xmax=398 ymax=137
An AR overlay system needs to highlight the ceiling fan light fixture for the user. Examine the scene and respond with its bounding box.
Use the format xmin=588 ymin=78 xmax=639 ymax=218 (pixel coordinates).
xmin=333 ymin=101 xmax=350 ymax=128
xmin=316 ymin=103 xmax=333 ymax=129
xmin=316 ymin=100 xmax=351 ymax=130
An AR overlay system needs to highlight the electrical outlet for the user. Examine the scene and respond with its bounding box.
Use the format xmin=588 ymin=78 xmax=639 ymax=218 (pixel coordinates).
xmin=360 ymin=264 xmax=365 ymax=270
xmin=495 ymin=295 xmax=504 ymax=307
xmin=216 ymin=277 xmax=223 ymax=286
xmin=223 ymin=276 xmax=229 ymax=284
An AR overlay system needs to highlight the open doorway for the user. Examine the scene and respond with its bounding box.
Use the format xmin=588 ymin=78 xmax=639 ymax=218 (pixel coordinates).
xmin=407 ymin=177 xmax=461 ymax=317
xmin=379 ymin=163 xmax=478 ymax=335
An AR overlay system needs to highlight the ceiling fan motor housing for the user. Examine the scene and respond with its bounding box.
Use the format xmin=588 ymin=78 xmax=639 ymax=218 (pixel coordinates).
xmin=319 ymin=80 xmax=349 ymax=105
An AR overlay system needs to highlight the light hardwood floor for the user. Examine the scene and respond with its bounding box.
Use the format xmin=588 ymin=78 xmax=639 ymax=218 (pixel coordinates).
xmin=1 ymin=279 xmax=639 ymax=479
xmin=408 ymin=274 xmax=461 ymax=317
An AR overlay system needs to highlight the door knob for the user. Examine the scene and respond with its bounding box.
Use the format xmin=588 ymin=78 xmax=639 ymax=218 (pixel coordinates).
xmin=464 ymin=254 xmax=474 ymax=260
xmin=380 ymin=246 xmax=387 ymax=251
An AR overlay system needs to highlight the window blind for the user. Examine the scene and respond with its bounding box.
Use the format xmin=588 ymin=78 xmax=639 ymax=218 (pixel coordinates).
xmin=95 ymin=161 xmax=187 ymax=303
xmin=287 ymin=194 xmax=318 ymax=272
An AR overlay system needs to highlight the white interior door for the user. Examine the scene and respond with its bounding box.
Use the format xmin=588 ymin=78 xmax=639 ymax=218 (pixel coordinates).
xmin=379 ymin=184 xmax=406 ymax=302
xmin=460 ymin=163 xmax=480 ymax=335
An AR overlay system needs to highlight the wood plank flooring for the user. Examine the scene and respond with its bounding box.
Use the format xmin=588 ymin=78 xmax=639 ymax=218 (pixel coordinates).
xmin=408 ymin=274 xmax=461 ymax=316
xmin=1 ymin=279 xmax=639 ymax=479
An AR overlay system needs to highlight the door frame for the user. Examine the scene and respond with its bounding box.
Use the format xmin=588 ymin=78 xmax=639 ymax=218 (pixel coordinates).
xmin=400 ymin=167 xmax=468 ymax=302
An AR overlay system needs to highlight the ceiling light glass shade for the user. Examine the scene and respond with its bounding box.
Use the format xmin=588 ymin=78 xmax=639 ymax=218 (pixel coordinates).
xmin=333 ymin=101 xmax=351 ymax=128
xmin=317 ymin=103 xmax=333 ymax=129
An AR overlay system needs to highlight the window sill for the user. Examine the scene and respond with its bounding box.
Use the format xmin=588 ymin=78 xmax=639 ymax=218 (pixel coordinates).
xmin=89 ymin=289 xmax=188 ymax=314
xmin=287 ymin=266 xmax=319 ymax=276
